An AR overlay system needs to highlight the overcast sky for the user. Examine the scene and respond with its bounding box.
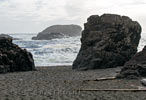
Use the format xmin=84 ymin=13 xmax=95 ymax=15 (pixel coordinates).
xmin=0 ymin=0 xmax=146 ymax=34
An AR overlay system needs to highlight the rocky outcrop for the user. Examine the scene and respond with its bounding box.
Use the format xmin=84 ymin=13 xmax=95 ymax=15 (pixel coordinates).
xmin=32 ymin=25 xmax=82 ymax=40
xmin=0 ymin=34 xmax=12 ymax=39
xmin=117 ymin=46 xmax=146 ymax=79
xmin=0 ymin=34 xmax=19 ymax=40
xmin=0 ymin=36 xmax=35 ymax=73
xmin=72 ymin=14 xmax=141 ymax=70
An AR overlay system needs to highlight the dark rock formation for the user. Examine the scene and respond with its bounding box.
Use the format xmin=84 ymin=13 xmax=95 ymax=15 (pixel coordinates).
xmin=117 ymin=46 xmax=146 ymax=79
xmin=0 ymin=34 xmax=13 ymax=39
xmin=32 ymin=32 xmax=64 ymax=40
xmin=0 ymin=36 xmax=35 ymax=73
xmin=72 ymin=14 xmax=141 ymax=70
xmin=0 ymin=34 xmax=19 ymax=40
xmin=32 ymin=25 xmax=82 ymax=40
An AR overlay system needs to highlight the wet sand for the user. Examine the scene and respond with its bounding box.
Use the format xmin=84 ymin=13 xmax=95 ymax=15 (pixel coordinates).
xmin=0 ymin=66 xmax=146 ymax=100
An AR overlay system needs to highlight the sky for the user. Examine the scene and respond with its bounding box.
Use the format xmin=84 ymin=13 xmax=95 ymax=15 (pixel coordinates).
xmin=0 ymin=0 xmax=146 ymax=34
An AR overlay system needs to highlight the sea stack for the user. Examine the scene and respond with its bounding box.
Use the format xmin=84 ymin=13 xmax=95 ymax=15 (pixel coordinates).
xmin=0 ymin=35 xmax=35 ymax=73
xmin=32 ymin=25 xmax=82 ymax=40
xmin=73 ymin=14 xmax=141 ymax=70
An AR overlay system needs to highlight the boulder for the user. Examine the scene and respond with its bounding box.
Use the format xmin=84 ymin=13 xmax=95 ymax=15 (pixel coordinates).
xmin=0 ymin=36 xmax=35 ymax=73
xmin=72 ymin=14 xmax=141 ymax=70
xmin=140 ymin=79 xmax=146 ymax=86
xmin=32 ymin=25 xmax=82 ymax=40
xmin=117 ymin=46 xmax=146 ymax=79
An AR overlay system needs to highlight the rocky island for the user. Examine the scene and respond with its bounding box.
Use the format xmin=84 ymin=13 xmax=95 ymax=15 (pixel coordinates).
xmin=32 ymin=24 xmax=82 ymax=40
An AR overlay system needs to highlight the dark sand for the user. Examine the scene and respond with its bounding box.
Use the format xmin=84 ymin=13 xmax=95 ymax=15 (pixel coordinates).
xmin=0 ymin=66 xmax=146 ymax=100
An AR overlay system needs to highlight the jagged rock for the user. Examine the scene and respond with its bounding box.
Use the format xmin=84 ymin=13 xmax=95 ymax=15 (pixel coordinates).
xmin=32 ymin=25 xmax=82 ymax=40
xmin=117 ymin=46 xmax=146 ymax=79
xmin=73 ymin=14 xmax=141 ymax=70
xmin=0 ymin=36 xmax=35 ymax=73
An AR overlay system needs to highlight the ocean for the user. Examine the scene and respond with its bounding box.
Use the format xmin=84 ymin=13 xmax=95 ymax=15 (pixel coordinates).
xmin=8 ymin=33 xmax=145 ymax=67
xmin=8 ymin=33 xmax=80 ymax=66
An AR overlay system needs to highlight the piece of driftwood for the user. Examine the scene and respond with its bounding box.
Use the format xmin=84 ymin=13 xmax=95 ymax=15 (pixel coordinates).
xmin=77 ymin=89 xmax=146 ymax=92
xmin=63 ymin=77 xmax=117 ymax=83
xmin=83 ymin=77 xmax=117 ymax=82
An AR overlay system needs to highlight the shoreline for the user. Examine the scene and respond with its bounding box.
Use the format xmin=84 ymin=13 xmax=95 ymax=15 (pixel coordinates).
xmin=0 ymin=66 xmax=146 ymax=100
xmin=36 ymin=65 xmax=72 ymax=68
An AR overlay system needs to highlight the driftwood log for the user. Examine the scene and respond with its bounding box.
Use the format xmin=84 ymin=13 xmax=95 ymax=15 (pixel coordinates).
xmin=83 ymin=77 xmax=117 ymax=82
xmin=77 ymin=89 xmax=146 ymax=92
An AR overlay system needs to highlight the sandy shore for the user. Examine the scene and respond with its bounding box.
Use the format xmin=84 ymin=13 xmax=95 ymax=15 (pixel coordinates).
xmin=0 ymin=66 xmax=146 ymax=100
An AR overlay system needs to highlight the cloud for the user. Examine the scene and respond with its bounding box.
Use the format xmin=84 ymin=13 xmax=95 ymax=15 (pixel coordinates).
xmin=64 ymin=0 xmax=146 ymax=33
xmin=0 ymin=0 xmax=146 ymax=33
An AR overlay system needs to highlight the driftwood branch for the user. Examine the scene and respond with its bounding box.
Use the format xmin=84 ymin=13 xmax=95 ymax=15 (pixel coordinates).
xmin=63 ymin=77 xmax=117 ymax=83
xmin=77 ymin=88 xmax=146 ymax=92
xmin=83 ymin=77 xmax=117 ymax=82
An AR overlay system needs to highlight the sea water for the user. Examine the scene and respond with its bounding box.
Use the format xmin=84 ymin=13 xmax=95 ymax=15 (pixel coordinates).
xmin=8 ymin=33 xmax=145 ymax=66
xmin=8 ymin=33 xmax=80 ymax=66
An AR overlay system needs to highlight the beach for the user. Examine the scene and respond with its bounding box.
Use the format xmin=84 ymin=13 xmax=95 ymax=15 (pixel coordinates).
xmin=0 ymin=66 xmax=146 ymax=100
